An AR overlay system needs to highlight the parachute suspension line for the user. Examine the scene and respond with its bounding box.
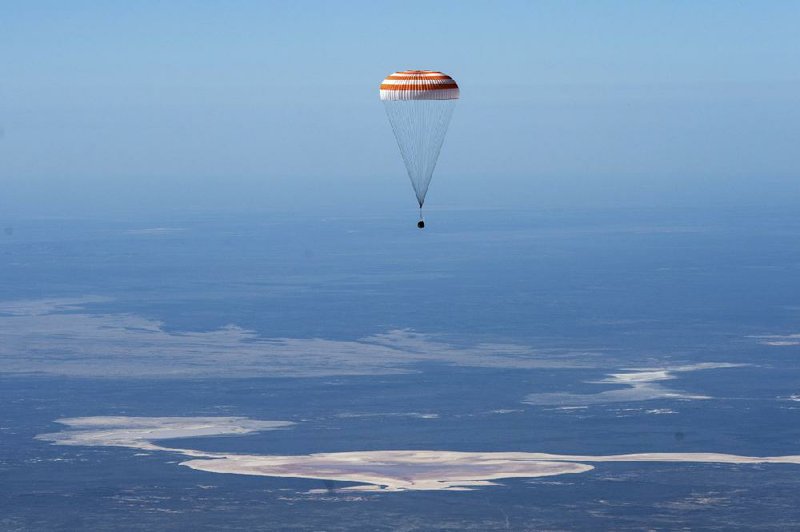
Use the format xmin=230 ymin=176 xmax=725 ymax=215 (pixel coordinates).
xmin=382 ymin=99 xmax=456 ymax=209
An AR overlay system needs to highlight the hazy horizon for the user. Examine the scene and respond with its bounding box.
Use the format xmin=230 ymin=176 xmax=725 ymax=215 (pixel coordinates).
xmin=2 ymin=1 xmax=799 ymax=218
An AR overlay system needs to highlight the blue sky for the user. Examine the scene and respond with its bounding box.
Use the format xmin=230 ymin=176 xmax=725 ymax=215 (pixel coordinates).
xmin=1 ymin=1 xmax=798 ymax=215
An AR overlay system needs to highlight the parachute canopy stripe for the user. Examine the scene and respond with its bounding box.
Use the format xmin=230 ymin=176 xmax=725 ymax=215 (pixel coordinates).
xmin=380 ymin=70 xmax=459 ymax=101
xmin=384 ymin=74 xmax=453 ymax=80
xmin=379 ymin=84 xmax=457 ymax=91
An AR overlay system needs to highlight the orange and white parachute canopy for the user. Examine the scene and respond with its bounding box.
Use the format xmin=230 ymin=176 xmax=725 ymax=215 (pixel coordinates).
xmin=379 ymin=70 xmax=459 ymax=101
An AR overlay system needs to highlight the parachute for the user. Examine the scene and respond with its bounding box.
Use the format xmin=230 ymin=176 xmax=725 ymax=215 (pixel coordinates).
xmin=380 ymin=70 xmax=459 ymax=227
